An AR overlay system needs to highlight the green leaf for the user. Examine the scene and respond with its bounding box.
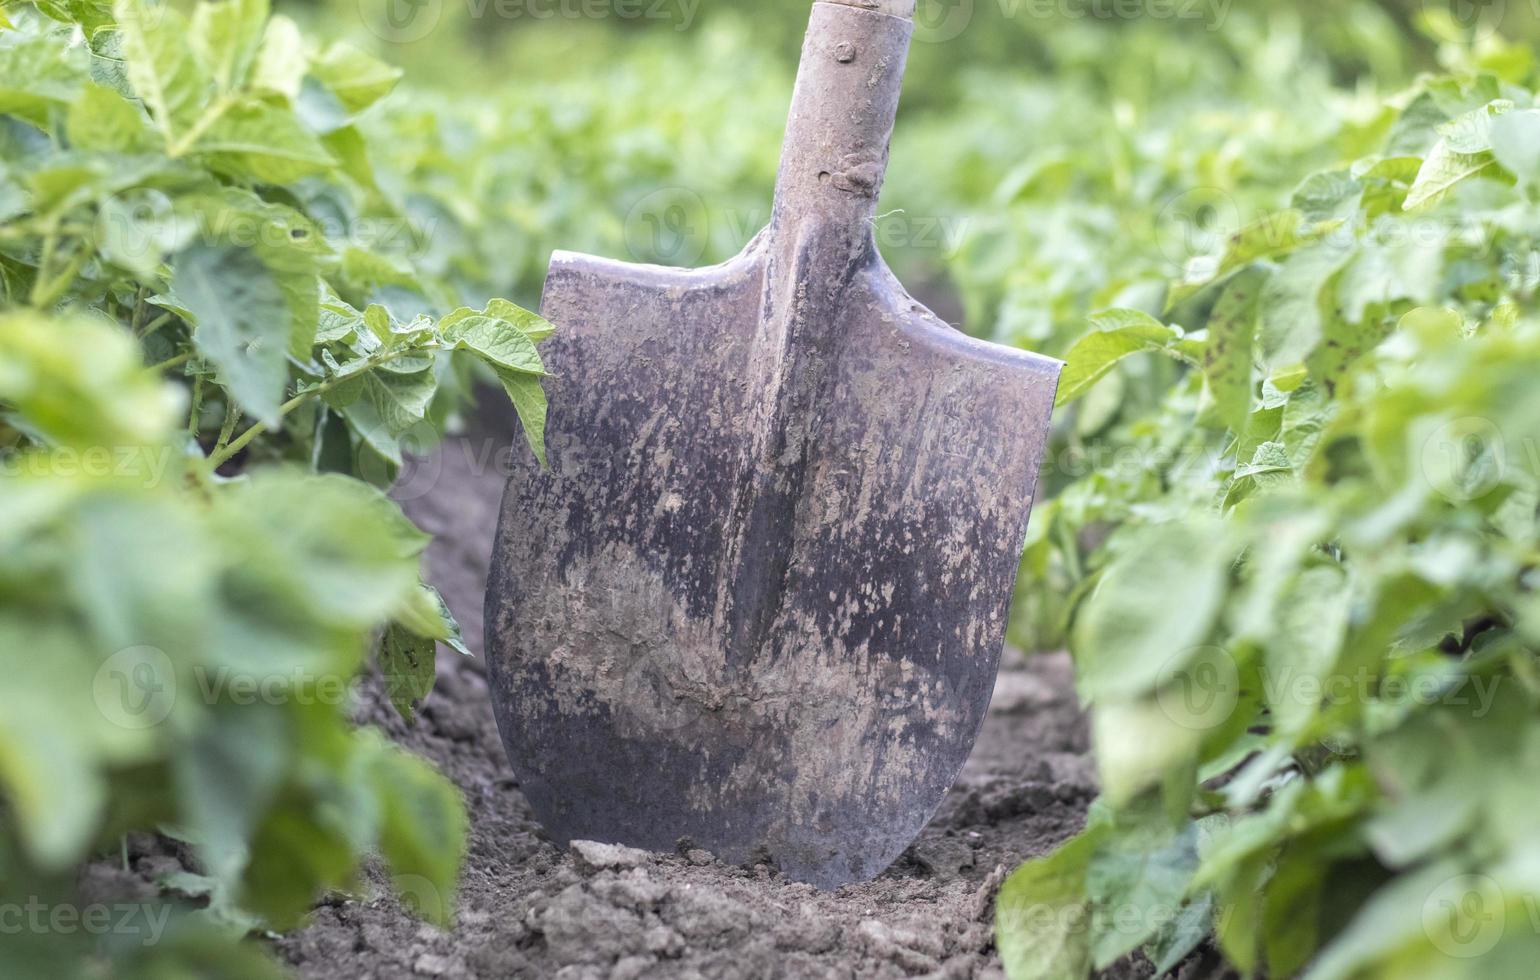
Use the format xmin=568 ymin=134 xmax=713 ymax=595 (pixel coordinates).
xmin=190 ymin=0 xmax=268 ymax=93
xmin=379 ymin=622 xmax=435 ymax=722
xmin=250 ymin=14 xmax=306 ymax=98
xmin=485 ymin=299 xmax=556 ymax=342
xmin=393 ymin=581 xmax=467 ymax=654
xmin=0 ymin=26 xmax=88 ymax=125
xmin=0 ymin=311 xmax=181 ymax=448
xmin=173 ymin=242 xmax=291 ymax=425
xmin=441 ymin=315 xmax=546 ymax=376
xmin=1490 ymin=109 xmax=1540 ymax=185
xmin=1262 ymin=563 xmax=1351 ymax=735
xmin=1305 ymin=276 xmax=1394 ymax=395
xmin=173 ymin=702 xmax=288 ymax=883
xmin=1258 ymin=239 xmax=1356 ymax=370
xmin=311 ymin=41 xmax=402 ymax=114
xmin=327 ymin=367 xmax=437 ymax=464
xmin=1056 ymin=310 xmax=1185 ymax=407
xmin=1203 ymin=266 xmax=1267 ymax=432
xmin=997 ymin=821 xmax=1108 ymax=980
xmin=1092 ymin=697 xmax=1205 ymax=808
xmin=1072 ymin=520 xmax=1230 ymax=701
xmin=1404 ymin=138 xmax=1500 ymax=211
xmin=195 ymin=100 xmax=337 ymax=183
xmin=180 ymin=190 xmax=322 ymax=359
xmin=1086 ymin=813 xmax=1202 ymax=967
xmin=96 ymin=188 xmax=186 ymax=278
xmin=1145 ymin=894 xmax=1214 ymax=975
xmin=366 ymin=738 xmax=467 ymax=927
xmin=493 ymin=367 xmax=549 ymax=470
xmin=1292 ymin=172 xmax=1363 ymax=224
xmin=1301 ymin=860 xmax=1466 ymax=980
xmin=1261 ymin=851 xmax=1326 ymax=979
xmin=1218 ymin=210 xmax=1304 ymax=273
xmin=115 ymin=0 xmax=208 ymax=143
xmin=66 ymin=81 xmax=156 ymax=152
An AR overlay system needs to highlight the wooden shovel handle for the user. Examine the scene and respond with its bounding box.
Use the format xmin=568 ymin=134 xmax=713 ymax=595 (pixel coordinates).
xmin=770 ymin=0 xmax=914 ymax=237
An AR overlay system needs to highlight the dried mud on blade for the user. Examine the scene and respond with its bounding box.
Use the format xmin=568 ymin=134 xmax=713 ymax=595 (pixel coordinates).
xmin=486 ymin=0 xmax=1061 ymax=888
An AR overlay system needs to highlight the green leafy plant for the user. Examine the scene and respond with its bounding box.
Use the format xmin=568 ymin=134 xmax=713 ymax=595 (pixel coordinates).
xmin=995 ymin=34 xmax=1540 ymax=980
xmin=0 ymin=0 xmax=550 ymax=973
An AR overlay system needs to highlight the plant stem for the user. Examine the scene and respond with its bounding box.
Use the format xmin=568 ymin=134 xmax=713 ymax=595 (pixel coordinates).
xmin=150 ymin=351 xmax=194 ymax=372
xmin=214 ymin=398 xmax=240 ymax=457
xmin=28 ymin=230 xmax=58 ymax=307
xmin=206 ymin=389 xmax=311 ymax=469
xmin=187 ymin=374 xmax=204 ymax=436
xmin=205 ymin=346 xmax=428 ymax=469
xmin=139 ymin=312 xmax=176 ymax=339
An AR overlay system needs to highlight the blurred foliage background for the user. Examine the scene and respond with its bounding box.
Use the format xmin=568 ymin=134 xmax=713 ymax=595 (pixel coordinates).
xmin=5 ymin=0 xmax=1540 ymax=975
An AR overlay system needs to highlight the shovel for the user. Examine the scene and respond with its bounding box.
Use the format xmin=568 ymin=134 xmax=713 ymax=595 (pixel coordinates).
xmin=485 ymin=0 xmax=1060 ymax=889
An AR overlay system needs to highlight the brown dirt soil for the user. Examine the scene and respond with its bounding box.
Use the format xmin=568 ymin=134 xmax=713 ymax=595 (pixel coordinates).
xmin=261 ymin=423 xmax=1224 ymax=980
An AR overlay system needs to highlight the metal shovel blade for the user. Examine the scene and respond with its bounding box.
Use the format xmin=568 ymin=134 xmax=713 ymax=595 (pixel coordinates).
xmin=486 ymin=0 xmax=1060 ymax=889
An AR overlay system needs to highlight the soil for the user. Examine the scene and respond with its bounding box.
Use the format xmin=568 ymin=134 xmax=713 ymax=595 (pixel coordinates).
xmin=102 ymin=406 xmax=1231 ymax=979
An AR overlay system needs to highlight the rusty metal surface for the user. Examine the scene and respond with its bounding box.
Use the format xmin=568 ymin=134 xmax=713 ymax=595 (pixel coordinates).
xmin=485 ymin=0 xmax=1060 ymax=889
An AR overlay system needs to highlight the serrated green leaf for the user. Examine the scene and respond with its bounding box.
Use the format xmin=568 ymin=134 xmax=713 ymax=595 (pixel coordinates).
xmin=327 ymin=367 xmax=436 ymax=464
xmin=441 ymin=314 xmax=546 ymax=376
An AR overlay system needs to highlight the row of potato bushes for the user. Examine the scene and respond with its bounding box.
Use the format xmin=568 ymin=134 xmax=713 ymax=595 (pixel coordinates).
xmin=992 ymin=22 xmax=1540 ymax=980
xmin=0 ymin=0 xmax=558 ymax=974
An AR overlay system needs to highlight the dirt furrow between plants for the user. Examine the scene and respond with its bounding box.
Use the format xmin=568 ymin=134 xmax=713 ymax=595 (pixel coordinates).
xmin=268 ymin=439 xmax=1125 ymax=980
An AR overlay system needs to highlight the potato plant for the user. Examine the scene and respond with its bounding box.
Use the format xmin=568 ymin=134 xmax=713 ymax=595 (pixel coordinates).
xmin=0 ymin=0 xmax=550 ymax=973
xmin=994 ymin=30 xmax=1540 ymax=980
